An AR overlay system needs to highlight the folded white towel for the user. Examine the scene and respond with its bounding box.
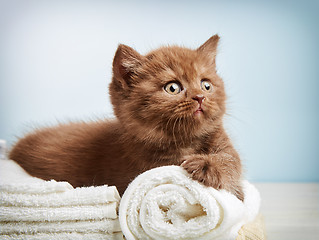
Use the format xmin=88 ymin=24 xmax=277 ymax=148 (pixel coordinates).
xmin=0 ymin=159 xmax=120 ymax=204
xmin=1 ymin=202 xmax=118 ymax=222
xmin=0 ymin=232 xmax=124 ymax=240
xmin=119 ymin=165 xmax=260 ymax=240
xmin=0 ymin=159 xmax=73 ymax=194
xmin=0 ymin=218 xmax=121 ymax=234
xmin=1 ymin=185 xmax=120 ymax=207
xmin=0 ymin=159 xmax=123 ymax=239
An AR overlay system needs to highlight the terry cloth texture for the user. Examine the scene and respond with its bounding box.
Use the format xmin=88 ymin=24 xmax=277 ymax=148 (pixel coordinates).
xmin=119 ymin=165 xmax=261 ymax=240
xmin=0 ymin=159 xmax=124 ymax=240
xmin=0 ymin=156 xmax=265 ymax=240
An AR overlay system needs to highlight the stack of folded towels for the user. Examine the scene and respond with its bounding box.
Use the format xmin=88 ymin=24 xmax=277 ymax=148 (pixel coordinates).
xmin=0 ymin=159 xmax=124 ymax=240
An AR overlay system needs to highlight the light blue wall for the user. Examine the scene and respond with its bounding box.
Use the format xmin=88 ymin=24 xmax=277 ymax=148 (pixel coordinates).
xmin=1 ymin=0 xmax=318 ymax=182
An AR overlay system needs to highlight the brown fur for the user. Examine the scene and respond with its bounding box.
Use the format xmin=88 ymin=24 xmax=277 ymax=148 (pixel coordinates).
xmin=9 ymin=35 xmax=244 ymax=200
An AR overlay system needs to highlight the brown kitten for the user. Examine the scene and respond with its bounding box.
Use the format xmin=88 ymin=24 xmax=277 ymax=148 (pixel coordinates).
xmin=9 ymin=35 xmax=244 ymax=200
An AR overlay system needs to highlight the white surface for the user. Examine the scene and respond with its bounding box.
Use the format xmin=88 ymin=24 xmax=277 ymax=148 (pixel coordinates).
xmin=254 ymin=183 xmax=319 ymax=240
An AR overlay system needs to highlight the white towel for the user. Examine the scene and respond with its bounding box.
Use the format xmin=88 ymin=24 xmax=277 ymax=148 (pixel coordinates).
xmin=119 ymin=165 xmax=260 ymax=240
xmin=0 ymin=159 xmax=73 ymax=194
xmin=0 ymin=232 xmax=124 ymax=240
xmin=0 ymin=219 xmax=121 ymax=234
xmin=0 ymin=159 xmax=123 ymax=239
xmin=0 ymin=158 xmax=119 ymax=206
xmin=0 ymin=203 xmax=118 ymax=221
xmin=1 ymin=185 xmax=120 ymax=207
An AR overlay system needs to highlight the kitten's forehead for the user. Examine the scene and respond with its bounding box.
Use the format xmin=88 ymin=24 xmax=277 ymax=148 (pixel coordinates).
xmin=145 ymin=46 xmax=211 ymax=83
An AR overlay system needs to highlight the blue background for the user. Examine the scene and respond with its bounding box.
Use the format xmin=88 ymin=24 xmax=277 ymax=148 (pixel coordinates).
xmin=1 ymin=0 xmax=318 ymax=182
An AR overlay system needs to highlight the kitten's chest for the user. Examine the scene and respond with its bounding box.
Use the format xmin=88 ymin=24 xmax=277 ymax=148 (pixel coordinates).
xmin=137 ymin=135 xmax=213 ymax=167
xmin=179 ymin=135 xmax=214 ymax=156
xmin=179 ymin=147 xmax=196 ymax=157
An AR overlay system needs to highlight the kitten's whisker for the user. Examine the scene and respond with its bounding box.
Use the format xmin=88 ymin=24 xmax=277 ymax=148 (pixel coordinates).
xmin=165 ymin=115 xmax=174 ymax=135
xmin=177 ymin=102 xmax=193 ymax=109
xmin=182 ymin=116 xmax=190 ymax=146
xmin=172 ymin=117 xmax=179 ymax=149
xmin=177 ymin=117 xmax=185 ymax=147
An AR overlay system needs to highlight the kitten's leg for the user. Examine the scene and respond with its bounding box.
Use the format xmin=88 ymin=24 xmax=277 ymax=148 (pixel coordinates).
xmin=181 ymin=152 xmax=244 ymax=201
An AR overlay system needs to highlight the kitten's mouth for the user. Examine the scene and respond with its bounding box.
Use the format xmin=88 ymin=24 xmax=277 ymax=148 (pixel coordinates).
xmin=194 ymin=106 xmax=204 ymax=116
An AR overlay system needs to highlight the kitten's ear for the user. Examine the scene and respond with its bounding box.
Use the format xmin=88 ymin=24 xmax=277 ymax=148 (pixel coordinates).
xmin=112 ymin=44 xmax=144 ymax=88
xmin=197 ymin=34 xmax=220 ymax=64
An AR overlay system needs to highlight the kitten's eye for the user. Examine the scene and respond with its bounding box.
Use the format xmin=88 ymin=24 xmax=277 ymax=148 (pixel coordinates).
xmin=201 ymin=79 xmax=213 ymax=92
xmin=164 ymin=82 xmax=182 ymax=95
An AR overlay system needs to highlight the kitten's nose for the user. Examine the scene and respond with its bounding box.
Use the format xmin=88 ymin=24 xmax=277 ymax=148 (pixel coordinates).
xmin=192 ymin=95 xmax=205 ymax=104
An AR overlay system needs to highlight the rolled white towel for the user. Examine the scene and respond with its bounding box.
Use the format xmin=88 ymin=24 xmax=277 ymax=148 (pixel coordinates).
xmin=119 ymin=166 xmax=260 ymax=240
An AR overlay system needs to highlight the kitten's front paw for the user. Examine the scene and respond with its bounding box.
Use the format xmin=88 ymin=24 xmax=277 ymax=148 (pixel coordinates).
xmin=181 ymin=154 xmax=245 ymax=201
xmin=181 ymin=154 xmax=222 ymax=189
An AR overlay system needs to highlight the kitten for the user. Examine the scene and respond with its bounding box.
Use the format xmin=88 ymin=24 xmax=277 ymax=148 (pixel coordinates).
xmin=9 ymin=35 xmax=244 ymax=200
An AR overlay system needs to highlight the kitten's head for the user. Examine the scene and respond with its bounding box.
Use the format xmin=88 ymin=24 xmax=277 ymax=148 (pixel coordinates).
xmin=109 ymin=35 xmax=226 ymax=146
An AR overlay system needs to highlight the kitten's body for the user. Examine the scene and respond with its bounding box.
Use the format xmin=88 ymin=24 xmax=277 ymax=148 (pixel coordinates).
xmin=10 ymin=35 xmax=244 ymax=200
